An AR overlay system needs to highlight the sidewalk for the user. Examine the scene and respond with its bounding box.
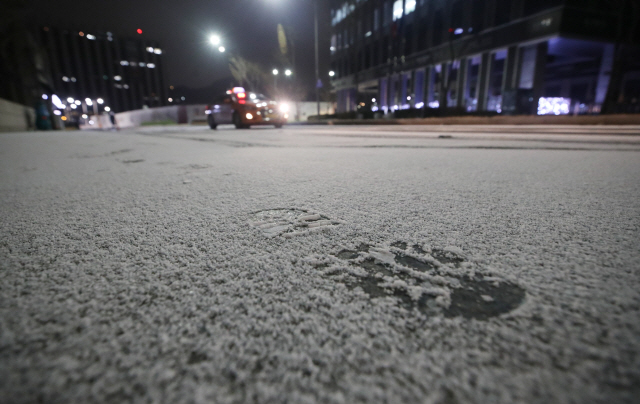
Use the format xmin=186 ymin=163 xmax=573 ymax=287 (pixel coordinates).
xmin=294 ymin=114 xmax=640 ymax=126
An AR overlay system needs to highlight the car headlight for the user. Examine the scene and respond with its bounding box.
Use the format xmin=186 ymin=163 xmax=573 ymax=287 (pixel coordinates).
xmin=279 ymin=103 xmax=289 ymax=113
xmin=246 ymin=113 xmax=253 ymax=120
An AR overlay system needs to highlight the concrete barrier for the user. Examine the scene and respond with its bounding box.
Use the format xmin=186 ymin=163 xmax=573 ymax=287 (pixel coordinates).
xmin=86 ymin=104 xmax=208 ymax=129
xmin=0 ymin=98 xmax=36 ymax=132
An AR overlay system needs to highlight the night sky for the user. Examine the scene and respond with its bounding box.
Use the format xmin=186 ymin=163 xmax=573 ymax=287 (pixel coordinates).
xmin=27 ymin=0 xmax=331 ymax=93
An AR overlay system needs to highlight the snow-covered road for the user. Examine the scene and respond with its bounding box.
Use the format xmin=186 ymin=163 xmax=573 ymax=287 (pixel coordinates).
xmin=1 ymin=125 xmax=639 ymax=403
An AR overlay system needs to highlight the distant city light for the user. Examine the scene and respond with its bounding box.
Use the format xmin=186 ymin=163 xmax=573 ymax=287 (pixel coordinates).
xmin=181 ymin=96 xmax=185 ymax=101
xmin=415 ymin=102 xmax=425 ymax=109
xmin=154 ymin=48 xmax=162 ymax=55
xmin=62 ymin=76 xmax=69 ymax=82
xmin=218 ymin=46 xmax=225 ymax=53
xmin=52 ymin=95 xmax=65 ymax=109
xmin=89 ymin=120 xmax=95 ymax=125
xmin=454 ymin=28 xmax=464 ymax=35
xmin=329 ymin=71 xmax=335 ymax=77
xmin=139 ymin=62 xmax=146 ymax=67
xmin=86 ymin=34 xmax=96 ymax=40
xmin=538 ymin=97 xmax=571 ymax=115
xmin=120 ymin=61 xmax=129 ymax=66
xmin=147 ymin=63 xmax=155 ymax=68
xmin=372 ymin=98 xmax=376 ymax=102
xmin=67 ymin=97 xmax=74 ymax=103
xmin=285 ymin=69 xmax=292 ymax=76
xmin=273 ymin=69 xmax=279 ymax=75
xmin=137 ymin=28 xmax=143 ymax=34
xmin=428 ymin=101 xmax=440 ymax=108
xmin=82 ymin=114 xmax=88 ymax=119
xmin=104 ymin=106 xmax=111 ymax=112
xmin=85 ymin=98 xmax=93 ymax=106
xmin=168 ymin=98 xmax=173 ymax=102
xmin=114 ymin=75 xmax=122 ymax=81
xmin=209 ymin=35 xmax=221 ymax=46
xmin=74 ymin=100 xmax=81 ymax=105
xmin=53 ymin=110 xmax=62 ymax=116
xmin=61 ymin=116 xmax=67 ymax=121
xmin=79 ymin=31 xmax=84 ymax=37
xmin=42 ymin=94 xmax=48 ymax=100
xmin=70 ymin=77 xmax=77 ymax=82
xmin=146 ymin=47 xmax=154 ymax=53
xmin=71 ymin=104 xmax=77 ymax=109
xmin=97 ymin=98 xmax=104 ymax=104
xmin=123 ymin=84 xmax=129 ymax=89
xmin=330 ymin=46 xmax=336 ymax=52
xmin=250 ymin=93 xmax=257 ymax=99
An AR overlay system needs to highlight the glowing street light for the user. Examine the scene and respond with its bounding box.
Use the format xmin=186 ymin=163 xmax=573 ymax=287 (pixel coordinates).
xmin=285 ymin=69 xmax=292 ymax=76
xmin=209 ymin=35 xmax=221 ymax=46
xmin=97 ymin=98 xmax=104 ymax=104
xmin=272 ymin=69 xmax=279 ymax=76
xmin=329 ymin=70 xmax=335 ymax=77
xmin=218 ymin=46 xmax=226 ymax=53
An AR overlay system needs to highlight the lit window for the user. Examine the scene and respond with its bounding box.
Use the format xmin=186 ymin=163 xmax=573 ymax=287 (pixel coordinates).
xmin=393 ymin=0 xmax=403 ymax=21
xmin=405 ymin=0 xmax=416 ymax=14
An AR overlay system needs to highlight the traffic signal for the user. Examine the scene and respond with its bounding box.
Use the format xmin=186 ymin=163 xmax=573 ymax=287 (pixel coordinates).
xmin=137 ymin=28 xmax=143 ymax=34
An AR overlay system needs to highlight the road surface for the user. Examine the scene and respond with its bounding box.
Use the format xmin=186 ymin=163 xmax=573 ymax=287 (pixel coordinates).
xmin=1 ymin=125 xmax=639 ymax=403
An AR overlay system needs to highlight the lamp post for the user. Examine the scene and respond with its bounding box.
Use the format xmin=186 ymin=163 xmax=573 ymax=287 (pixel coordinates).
xmin=314 ymin=0 xmax=320 ymax=117
xmin=267 ymin=0 xmax=321 ymax=116
xmin=273 ymin=69 xmax=279 ymax=96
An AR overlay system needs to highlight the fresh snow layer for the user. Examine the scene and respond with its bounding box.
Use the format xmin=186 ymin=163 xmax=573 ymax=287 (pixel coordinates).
xmin=0 ymin=126 xmax=639 ymax=404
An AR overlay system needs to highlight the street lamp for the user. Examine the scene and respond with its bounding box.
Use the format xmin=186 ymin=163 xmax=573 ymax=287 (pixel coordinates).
xmin=209 ymin=34 xmax=221 ymax=46
xmin=285 ymin=69 xmax=292 ymax=76
xmin=218 ymin=46 xmax=226 ymax=53
xmin=329 ymin=70 xmax=335 ymax=77
xmin=266 ymin=0 xmax=321 ymax=116
xmin=273 ymin=69 xmax=279 ymax=96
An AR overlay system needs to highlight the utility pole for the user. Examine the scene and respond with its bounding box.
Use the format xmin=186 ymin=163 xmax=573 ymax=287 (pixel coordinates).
xmin=314 ymin=0 xmax=320 ymax=116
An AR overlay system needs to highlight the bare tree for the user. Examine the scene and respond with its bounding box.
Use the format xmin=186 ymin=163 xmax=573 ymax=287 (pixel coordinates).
xmin=228 ymin=55 xmax=267 ymax=90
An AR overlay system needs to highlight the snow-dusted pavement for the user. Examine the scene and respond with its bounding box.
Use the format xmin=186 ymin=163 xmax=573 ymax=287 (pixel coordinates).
xmin=1 ymin=125 xmax=639 ymax=403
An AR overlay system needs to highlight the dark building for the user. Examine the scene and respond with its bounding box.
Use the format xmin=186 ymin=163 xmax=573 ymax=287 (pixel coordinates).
xmin=329 ymin=0 xmax=640 ymax=115
xmin=35 ymin=26 xmax=168 ymax=114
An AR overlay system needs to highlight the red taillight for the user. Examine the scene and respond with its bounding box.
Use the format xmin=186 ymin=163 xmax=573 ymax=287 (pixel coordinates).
xmin=205 ymin=105 xmax=210 ymax=110
xmin=237 ymin=92 xmax=246 ymax=99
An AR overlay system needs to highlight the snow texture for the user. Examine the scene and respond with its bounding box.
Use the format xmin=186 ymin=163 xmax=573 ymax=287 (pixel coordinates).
xmin=1 ymin=125 xmax=639 ymax=404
